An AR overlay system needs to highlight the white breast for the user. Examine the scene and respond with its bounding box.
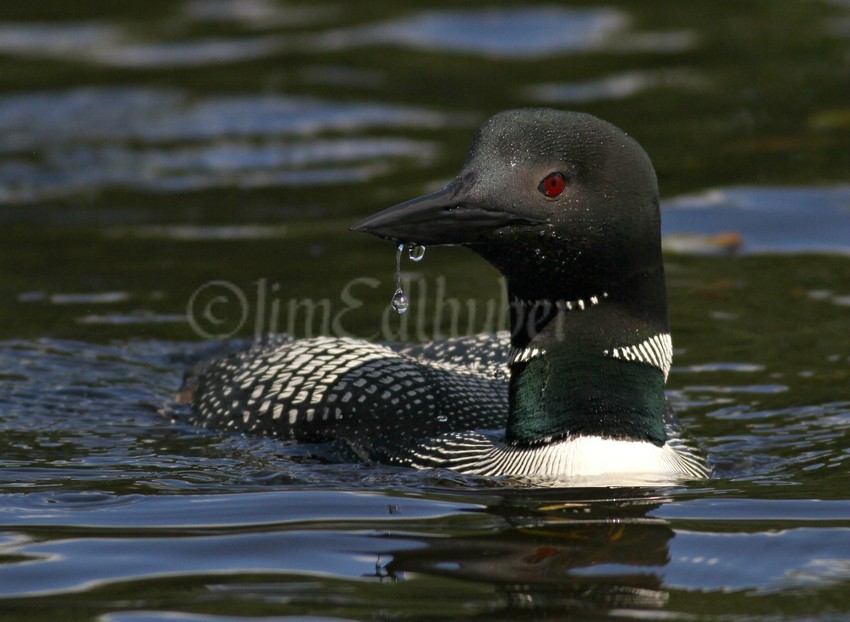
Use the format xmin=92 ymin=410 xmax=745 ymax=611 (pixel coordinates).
xmin=405 ymin=432 xmax=708 ymax=486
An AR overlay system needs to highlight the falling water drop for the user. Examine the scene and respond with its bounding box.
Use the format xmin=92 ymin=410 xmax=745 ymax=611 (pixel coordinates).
xmin=391 ymin=289 xmax=409 ymax=313
xmin=391 ymin=243 xmax=409 ymax=314
xmin=408 ymin=244 xmax=426 ymax=262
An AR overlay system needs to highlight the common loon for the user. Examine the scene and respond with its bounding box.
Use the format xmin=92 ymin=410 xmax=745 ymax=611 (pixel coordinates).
xmin=179 ymin=108 xmax=708 ymax=484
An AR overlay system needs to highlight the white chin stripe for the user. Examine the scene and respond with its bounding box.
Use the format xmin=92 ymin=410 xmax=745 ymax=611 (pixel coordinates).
xmin=517 ymin=292 xmax=608 ymax=313
xmin=605 ymin=333 xmax=672 ymax=380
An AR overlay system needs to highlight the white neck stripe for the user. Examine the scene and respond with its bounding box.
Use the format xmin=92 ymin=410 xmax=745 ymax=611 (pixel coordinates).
xmin=604 ymin=333 xmax=672 ymax=380
xmin=508 ymin=346 xmax=545 ymax=365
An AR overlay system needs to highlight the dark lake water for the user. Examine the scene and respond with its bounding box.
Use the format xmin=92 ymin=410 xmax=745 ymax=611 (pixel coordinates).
xmin=1 ymin=1 xmax=849 ymax=620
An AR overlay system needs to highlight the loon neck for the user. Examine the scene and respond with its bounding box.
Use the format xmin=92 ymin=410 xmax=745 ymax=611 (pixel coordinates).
xmin=502 ymin=265 xmax=671 ymax=447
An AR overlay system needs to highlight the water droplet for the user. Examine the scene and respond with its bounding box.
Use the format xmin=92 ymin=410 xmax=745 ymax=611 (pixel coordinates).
xmin=391 ymin=289 xmax=409 ymax=313
xmin=408 ymin=244 xmax=426 ymax=262
xmin=436 ymin=414 xmax=448 ymax=423
xmin=391 ymin=243 xmax=408 ymax=314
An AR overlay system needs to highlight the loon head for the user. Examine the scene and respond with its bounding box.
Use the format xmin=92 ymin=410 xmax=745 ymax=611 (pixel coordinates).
xmin=354 ymin=109 xmax=674 ymax=450
xmin=352 ymin=108 xmax=662 ymax=299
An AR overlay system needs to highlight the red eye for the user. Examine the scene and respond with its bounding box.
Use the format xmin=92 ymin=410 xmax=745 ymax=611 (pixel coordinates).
xmin=538 ymin=172 xmax=567 ymax=198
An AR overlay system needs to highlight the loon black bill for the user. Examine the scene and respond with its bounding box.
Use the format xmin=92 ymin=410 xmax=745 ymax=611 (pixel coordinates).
xmin=351 ymin=179 xmax=543 ymax=246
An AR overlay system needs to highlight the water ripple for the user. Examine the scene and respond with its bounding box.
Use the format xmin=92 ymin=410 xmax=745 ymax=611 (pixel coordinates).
xmin=0 ymin=90 xmax=449 ymax=201
xmin=312 ymin=7 xmax=627 ymax=58
xmin=183 ymin=0 xmax=337 ymax=29
xmin=311 ymin=8 xmax=697 ymax=59
xmin=0 ymin=21 xmax=281 ymax=68
xmin=527 ymin=69 xmax=706 ymax=104
xmin=0 ymin=90 xmax=453 ymax=148
xmin=663 ymin=186 xmax=850 ymax=254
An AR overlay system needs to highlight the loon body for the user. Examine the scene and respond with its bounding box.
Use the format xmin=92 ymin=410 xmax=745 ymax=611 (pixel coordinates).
xmin=180 ymin=109 xmax=708 ymax=483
